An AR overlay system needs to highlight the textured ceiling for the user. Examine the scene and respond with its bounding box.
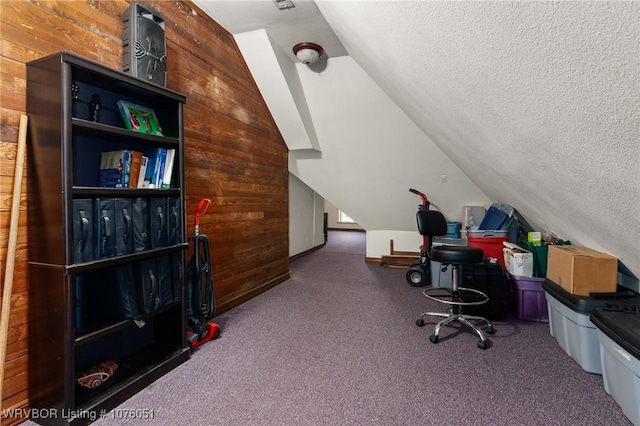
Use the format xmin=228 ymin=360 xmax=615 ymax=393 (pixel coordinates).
xmin=192 ymin=0 xmax=640 ymax=280
xmin=193 ymin=0 xmax=347 ymax=62
xmin=314 ymin=1 xmax=640 ymax=278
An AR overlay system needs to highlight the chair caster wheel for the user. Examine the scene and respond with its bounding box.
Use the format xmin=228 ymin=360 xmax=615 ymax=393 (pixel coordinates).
xmin=416 ymin=318 xmax=425 ymax=327
xmin=477 ymin=340 xmax=488 ymax=350
xmin=485 ymin=326 xmax=496 ymax=335
xmin=429 ymin=334 xmax=439 ymax=344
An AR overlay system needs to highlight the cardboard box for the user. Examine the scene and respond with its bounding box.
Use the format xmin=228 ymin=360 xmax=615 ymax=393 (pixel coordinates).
xmin=503 ymin=242 xmax=534 ymax=276
xmin=546 ymin=245 xmax=617 ymax=296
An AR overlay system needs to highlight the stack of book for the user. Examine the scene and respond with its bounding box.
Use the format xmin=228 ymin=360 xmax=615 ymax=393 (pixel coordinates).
xmin=99 ymin=148 xmax=175 ymax=189
xmin=139 ymin=147 xmax=175 ymax=189
xmin=98 ymin=150 xmax=142 ymax=188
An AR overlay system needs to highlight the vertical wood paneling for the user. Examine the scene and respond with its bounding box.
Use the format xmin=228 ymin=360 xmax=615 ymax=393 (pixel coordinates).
xmin=0 ymin=1 xmax=289 ymax=421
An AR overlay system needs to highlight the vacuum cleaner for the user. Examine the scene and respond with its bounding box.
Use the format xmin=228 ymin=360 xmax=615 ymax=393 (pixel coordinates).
xmin=186 ymin=198 xmax=220 ymax=350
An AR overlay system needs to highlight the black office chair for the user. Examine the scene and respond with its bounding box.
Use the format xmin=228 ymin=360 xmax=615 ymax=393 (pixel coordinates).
xmin=414 ymin=209 xmax=495 ymax=349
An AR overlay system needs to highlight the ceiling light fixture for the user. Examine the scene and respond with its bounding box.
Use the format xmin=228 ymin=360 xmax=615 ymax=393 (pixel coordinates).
xmin=273 ymin=0 xmax=295 ymax=10
xmin=292 ymin=42 xmax=324 ymax=65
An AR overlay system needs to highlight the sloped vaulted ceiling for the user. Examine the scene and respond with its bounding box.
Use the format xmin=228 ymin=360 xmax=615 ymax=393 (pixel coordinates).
xmin=314 ymin=1 xmax=640 ymax=278
xmin=196 ymin=0 xmax=640 ymax=280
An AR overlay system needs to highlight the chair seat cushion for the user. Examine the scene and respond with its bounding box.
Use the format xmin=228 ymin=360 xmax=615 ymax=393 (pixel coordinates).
xmin=431 ymin=245 xmax=484 ymax=265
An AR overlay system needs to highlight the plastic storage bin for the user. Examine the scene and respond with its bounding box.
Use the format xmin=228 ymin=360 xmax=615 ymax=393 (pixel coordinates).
xmin=591 ymin=309 xmax=640 ymax=426
xmin=508 ymin=273 xmax=548 ymax=322
xmin=446 ymin=221 xmax=461 ymax=239
xmin=543 ymin=279 xmax=608 ymax=374
xmin=463 ymin=206 xmax=485 ymax=229
xmin=468 ymin=230 xmax=509 ymax=269
xmin=543 ymin=279 xmax=640 ymax=374
xmin=467 ymin=229 xmax=509 ymax=238
xmin=462 ymin=261 xmax=507 ymax=320
xmin=478 ymin=204 xmax=514 ymax=230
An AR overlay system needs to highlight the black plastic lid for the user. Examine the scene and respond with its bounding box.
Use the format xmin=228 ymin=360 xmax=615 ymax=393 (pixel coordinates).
xmin=590 ymin=308 xmax=640 ymax=360
xmin=542 ymin=279 xmax=640 ymax=314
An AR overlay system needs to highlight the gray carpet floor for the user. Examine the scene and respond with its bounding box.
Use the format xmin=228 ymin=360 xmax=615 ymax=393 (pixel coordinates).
xmin=27 ymin=230 xmax=632 ymax=425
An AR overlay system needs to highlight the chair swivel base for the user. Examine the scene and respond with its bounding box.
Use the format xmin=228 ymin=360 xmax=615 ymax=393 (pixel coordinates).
xmin=417 ymin=287 xmax=495 ymax=349
xmin=416 ymin=310 xmax=495 ymax=349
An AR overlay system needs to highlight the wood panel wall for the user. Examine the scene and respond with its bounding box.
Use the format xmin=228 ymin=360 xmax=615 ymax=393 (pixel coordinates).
xmin=0 ymin=1 xmax=289 ymax=422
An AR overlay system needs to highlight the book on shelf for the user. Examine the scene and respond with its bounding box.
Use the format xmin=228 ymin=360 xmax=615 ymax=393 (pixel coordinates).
xmin=116 ymin=100 xmax=163 ymax=136
xmin=128 ymin=151 xmax=143 ymax=188
xmin=137 ymin=156 xmax=149 ymax=188
xmin=157 ymin=148 xmax=167 ymax=189
xmin=142 ymin=147 xmax=166 ymax=189
xmin=161 ymin=148 xmax=176 ymax=189
xmin=98 ymin=150 xmax=142 ymax=188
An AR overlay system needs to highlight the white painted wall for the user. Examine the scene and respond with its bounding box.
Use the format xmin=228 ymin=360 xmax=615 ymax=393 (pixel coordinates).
xmin=325 ymin=201 xmax=363 ymax=231
xmin=290 ymin=56 xmax=491 ymax=259
xmin=289 ymin=173 xmax=325 ymax=256
xmin=234 ymin=30 xmax=319 ymax=151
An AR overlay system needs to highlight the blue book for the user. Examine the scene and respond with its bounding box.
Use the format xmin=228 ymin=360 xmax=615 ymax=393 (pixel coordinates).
xmin=142 ymin=148 xmax=164 ymax=188
xmin=157 ymin=148 xmax=167 ymax=189
xmin=99 ymin=150 xmax=133 ymax=187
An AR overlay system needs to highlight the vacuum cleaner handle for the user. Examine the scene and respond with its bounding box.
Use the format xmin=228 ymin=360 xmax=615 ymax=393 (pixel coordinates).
xmin=194 ymin=198 xmax=211 ymax=236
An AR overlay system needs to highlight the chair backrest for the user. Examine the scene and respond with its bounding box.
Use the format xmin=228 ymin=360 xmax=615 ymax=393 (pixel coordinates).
xmin=416 ymin=209 xmax=448 ymax=237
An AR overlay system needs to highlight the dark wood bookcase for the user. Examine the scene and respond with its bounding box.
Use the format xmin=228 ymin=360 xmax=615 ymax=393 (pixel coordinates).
xmin=27 ymin=52 xmax=190 ymax=425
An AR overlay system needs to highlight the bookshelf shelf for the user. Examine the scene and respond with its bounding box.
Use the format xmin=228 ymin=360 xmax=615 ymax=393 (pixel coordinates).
xmin=74 ymin=302 xmax=182 ymax=347
xmin=72 ymin=187 xmax=182 ymax=197
xmin=27 ymin=51 xmax=189 ymax=425
xmin=72 ymin=118 xmax=180 ymax=146
xmin=61 ymin=243 xmax=189 ymax=273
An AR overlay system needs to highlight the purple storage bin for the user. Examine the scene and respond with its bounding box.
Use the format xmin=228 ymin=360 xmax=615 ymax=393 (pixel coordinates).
xmin=508 ymin=273 xmax=548 ymax=322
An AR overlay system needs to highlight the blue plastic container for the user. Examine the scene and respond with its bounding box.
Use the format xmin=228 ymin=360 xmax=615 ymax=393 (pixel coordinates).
xmin=478 ymin=204 xmax=514 ymax=230
xmin=446 ymin=221 xmax=461 ymax=238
